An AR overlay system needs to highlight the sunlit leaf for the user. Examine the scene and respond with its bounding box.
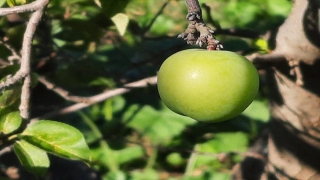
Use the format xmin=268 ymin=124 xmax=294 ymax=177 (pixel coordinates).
xmin=122 ymin=103 xmax=196 ymax=145
xmin=0 ymin=111 xmax=22 ymax=134
xmin=0 ymin=0 xmax=6 ymax=7
xmin=130 ymin=169 xmax=158 ymax=180
xmin=6 ymin=0 xmax=15 ymax=7
xmin=242 ymin=100 xmax=270 ymax=122
xmin=111 ymin=13 xmax=129 ymax=36
xmin=13 ymin=140 xmax=50 ymax=176
xmin=104 ymin=171 xmax=127 ymax=180
xmin=20 ymin=120 xmax=91 ymax=162
xmin=191 ymin=132 xmax=248 ymax=170
xmin=253 ymin=38 xmax=269 ymax=54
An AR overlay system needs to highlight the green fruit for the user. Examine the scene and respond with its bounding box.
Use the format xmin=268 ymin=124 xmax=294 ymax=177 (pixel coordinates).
xmin=157 ymin=49 xmax=259 ymax=123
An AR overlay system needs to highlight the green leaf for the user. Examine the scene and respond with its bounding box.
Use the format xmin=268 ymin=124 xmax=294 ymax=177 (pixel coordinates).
xmin=116 ymin=146 xmax=144 ymax=165
xmin=6 ymin=0 xmax=15 ymax=7
xmin=13 ymin=140 xmax=49 ymax=176
xmin=104 ymin=171 xmax=127 ymax=180
xmin=0 ymin=85 xmax=21 ymax=108
xmin=111 ymin=13 xmax=129 ymax=36
xmin=6 ymin=0 xmax=27 ymax=7
xmin=198 ymin=132 xmax=248 ymax=153
xmin=95 ymin=0 xmax=130 ymax=17
xmin=130 ymin=169 xmax=159 ymax=180
xmin=20 ymin=120 xmax=91 ymax=162
xmin=149 ymin=14 xmax=175 ymax=35
xmin=0 ymin=0 xmax=6 ymax=7
xmin=0 ymin=65 xmax=20 ymax=79
xmin=30 ymin=73 xmax=39 ymax=88
xmin=242 ymin=100 xmax=270 ymax=122
xmin=122 ymin=103 xmax=195 ymax=145
xmin=0 ymin=111 xmax=22 ymax=134
xmin=253 ymin=38 xmax=269 ymax=54
xmin=192 ymin=132 xmax=248 ymax=169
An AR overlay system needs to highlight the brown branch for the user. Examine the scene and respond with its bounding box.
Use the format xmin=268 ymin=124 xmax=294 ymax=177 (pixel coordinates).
xmin=38 ymin=76 xmax=91 ymax=103
xmin=0 ymin=38 xmax=20 ymax=64
xmin=0 ymin=146 xmax=13 ymax=157
xmin=32 ymin=76 xmax=158 ymax=120
xmin=0 ymin=1 xmax=48 ymax=92
xmin=19 ymin=75 xmax=32 ymax=119
xmin=246 ymin=52 xmax=287 ymax=70
xmin=19 ymin=7 xmax=47 ymax=119
xmin=0 ymin=0 xmax=49 ymax=16
xmin=0 ymin=0 xmax=49 ymax=120
xmin=178 ymin=0 xmax=223 ymax=50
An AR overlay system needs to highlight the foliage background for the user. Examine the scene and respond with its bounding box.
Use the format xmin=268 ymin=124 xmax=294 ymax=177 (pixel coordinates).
xmin=0 ymin=0 xmax=292 ymax=179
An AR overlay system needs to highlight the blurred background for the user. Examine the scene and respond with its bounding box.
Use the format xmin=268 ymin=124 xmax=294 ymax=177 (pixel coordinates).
xmin=0 ymin=0 xmax=292 ymax=179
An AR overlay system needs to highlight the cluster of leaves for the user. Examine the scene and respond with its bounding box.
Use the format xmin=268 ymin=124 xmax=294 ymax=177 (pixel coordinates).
xmin=0 ymin=66 xmax=90 ymax=177
xmin=0 ymin=0 xmax=291 ymax=179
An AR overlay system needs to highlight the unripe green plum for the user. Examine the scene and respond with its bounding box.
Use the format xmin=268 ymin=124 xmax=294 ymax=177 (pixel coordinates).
xmin=157 ymin=49 xmax=259 ymax=123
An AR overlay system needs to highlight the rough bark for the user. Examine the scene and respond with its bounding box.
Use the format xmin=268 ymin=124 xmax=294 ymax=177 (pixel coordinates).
xmin=267 ymin=0 xmax=320 ymax=179
xmin=233 ymin=0 xmax=320 ymax=179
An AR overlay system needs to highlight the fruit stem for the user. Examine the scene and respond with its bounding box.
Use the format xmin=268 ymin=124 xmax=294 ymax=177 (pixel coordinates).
xmin=179 ymin=0 xmax=223 ymax=50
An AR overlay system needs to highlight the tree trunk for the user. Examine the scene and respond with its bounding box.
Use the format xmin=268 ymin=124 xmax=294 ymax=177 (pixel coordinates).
xmin=233 ymin=0 xmax=320 ymax=179
xmin=267 ymin=0 xmax=320 ymax=179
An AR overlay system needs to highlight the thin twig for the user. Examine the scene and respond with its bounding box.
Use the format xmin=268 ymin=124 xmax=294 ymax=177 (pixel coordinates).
xmin=0 ymin=3 xmax=48 ymax=93
xmin=0 ymin=39 xmax=20 ymax=63
xmin=0 ymin=146 xmax=13 ymax=157
xmin=38 ymin=76 xmax=91 ymax=103
xmin=0 ymin=0 xmax=49 ymax=16
xmin=32 ymin=76 xmax=158 ymax=120
xmin=246 ymin=52 xmax=287 ymax=70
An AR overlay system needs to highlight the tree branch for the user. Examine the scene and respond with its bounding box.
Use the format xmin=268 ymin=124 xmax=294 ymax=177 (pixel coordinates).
xmin=38 ymin=76 xmax=92 ymax=103
xmin=0 ymin=1 xmax=49 ymax=120
xmin=32 ymin=76 xmax=158 ymax=120
xmin=246 ymin=52 xmax=287 ymax=70
xmin=0 ymin=0 xmax=49 ymax=16
xmin=0 ymin=38 xmax=20 ymax=63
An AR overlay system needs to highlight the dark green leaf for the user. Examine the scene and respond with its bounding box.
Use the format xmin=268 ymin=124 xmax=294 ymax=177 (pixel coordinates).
xmin=20 ymin=120 xmax=91 ymax=162
xmin=0 ymin=111 xmax=22 ymax=134
xmin=13 ymin=140 xmax=49 ymax=176
xmin=0 ymin=65 xmax=19 ymax=79
xmin=96 ymin=0 xmax=130 ymax=17
xmin=0 ymin=83 xmax=21 ymax=109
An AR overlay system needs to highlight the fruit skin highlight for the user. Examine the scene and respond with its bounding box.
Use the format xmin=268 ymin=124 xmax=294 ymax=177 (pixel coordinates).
xmin=157 ymin=49 xmax=259 ymax=123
